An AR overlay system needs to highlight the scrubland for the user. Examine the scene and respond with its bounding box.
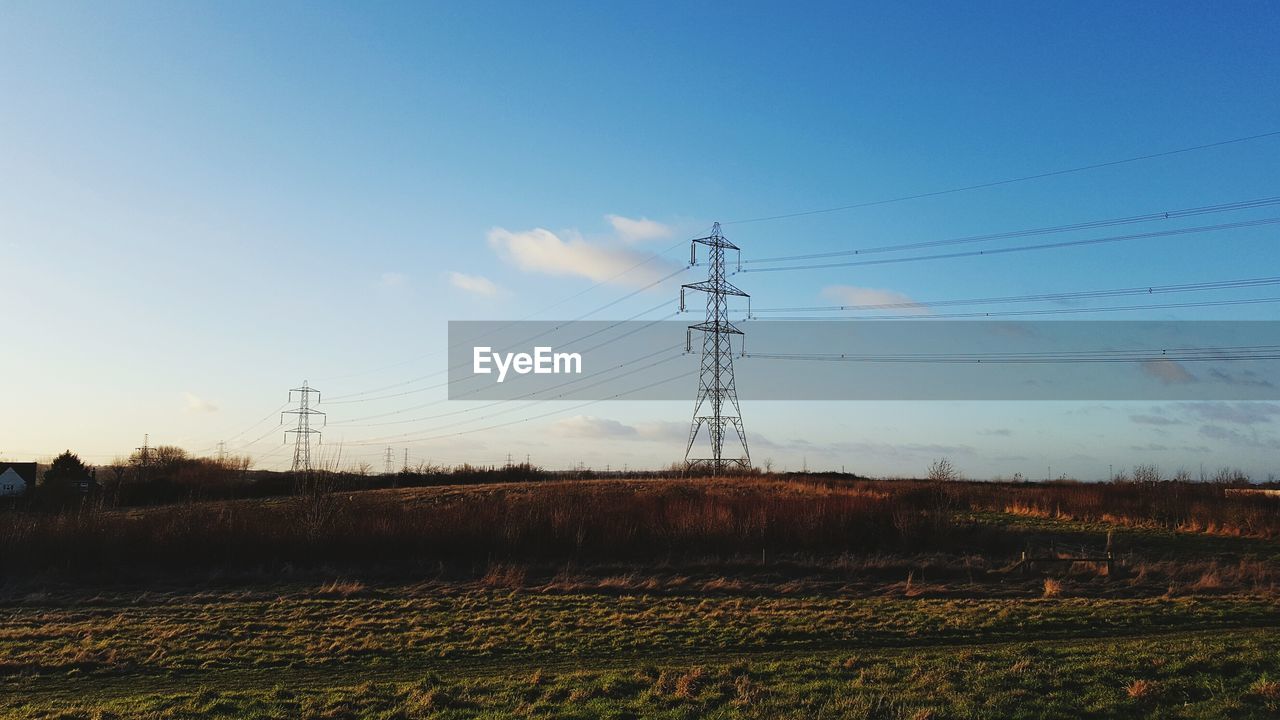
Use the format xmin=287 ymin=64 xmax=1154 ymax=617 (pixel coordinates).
xmin=3 ymin=475 xmax=1280 ymax=717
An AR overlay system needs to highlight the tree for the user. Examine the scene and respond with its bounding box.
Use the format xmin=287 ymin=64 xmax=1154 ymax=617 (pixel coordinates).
xmin=130 ymin=444 xmax=189 ymax=471
xmin=927 ymin=457 xmax=960 ymax=482
xmin=1133 ymin=464 xmax=1161 ymax=484
xmin=41 ymin=450 xmax=93 ymax=505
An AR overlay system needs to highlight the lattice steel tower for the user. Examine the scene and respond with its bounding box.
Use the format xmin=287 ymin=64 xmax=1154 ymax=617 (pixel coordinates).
xmin=680 ymin=222 xmax=750 ymax=471
xmin=282 ymin=381 xmax=325 ymax=473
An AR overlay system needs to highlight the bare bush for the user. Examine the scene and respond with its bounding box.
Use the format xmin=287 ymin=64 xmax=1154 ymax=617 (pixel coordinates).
xmin=1132 ymin=465 xmax=1161 ymax=484
xmin=927 ymin=458 xmax=960 ymax=482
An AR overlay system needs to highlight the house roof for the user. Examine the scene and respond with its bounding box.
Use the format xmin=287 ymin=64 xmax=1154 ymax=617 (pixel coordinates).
xmin=0 ymin=463 xmax=36 ymax=484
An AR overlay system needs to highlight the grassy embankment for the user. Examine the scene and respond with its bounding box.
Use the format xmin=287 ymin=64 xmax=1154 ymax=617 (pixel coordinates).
xmin=3 ymin=476 xmax=1280 ymax=718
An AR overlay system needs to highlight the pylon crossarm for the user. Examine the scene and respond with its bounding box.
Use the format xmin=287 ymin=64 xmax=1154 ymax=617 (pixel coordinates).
xmin=691 ymin=232 xmax=740 ymax=251
xmin=682 ymin=280 xmax=749 ymax=298
xmin=688 ymin=321 xmax=744 ymax=335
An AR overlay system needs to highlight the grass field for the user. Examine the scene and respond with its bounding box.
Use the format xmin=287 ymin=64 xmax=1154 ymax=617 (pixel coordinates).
xmin=4 ymin=590 xmax=1280 ymax=718
xmin=3 ymin=476 xmax=1280 ymax=718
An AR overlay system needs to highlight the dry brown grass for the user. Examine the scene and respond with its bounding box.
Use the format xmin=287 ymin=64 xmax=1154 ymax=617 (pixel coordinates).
xmin=995 ymin=481 xmax=1280 ymax=540
xmin=0 ymin=477 xmax=963 ymax=577
xmin=1042 ymin=578 xmax=1063 ymax=598
xmin=1126 ymin=679 xmax=1157 ymax=700
xmin=1191 ymin=568 xmax=1224 ymax=593
xmin=673 ymin=666 xmax=706 ymax=699
xmin=314 ymin=579 xmax=367 ymax=598
xmin=481 ymin=564 xmax=528 ymax=589
xmin=1251 ymin=676 xmax=1280 ymax=699
xmin=8 ymin=475 xmax=1280 ymax=580
xmin=730 ymin=673 xmax=762 ymax=707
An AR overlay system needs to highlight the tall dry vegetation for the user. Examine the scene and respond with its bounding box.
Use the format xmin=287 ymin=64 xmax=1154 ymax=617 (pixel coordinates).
xmin=0 ymin=478 xmax=965 ymax=577
xmin=998 ymin=479 xmax=1280 ymax=538
xmin=4 ymin=474 xmax=1280 ymax=578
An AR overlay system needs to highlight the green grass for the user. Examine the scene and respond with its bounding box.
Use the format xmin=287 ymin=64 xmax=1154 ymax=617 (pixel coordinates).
xmin=2 ymin=585 xmax=1280 ymax=718
xmin=6 ymin=628 xmax=1280 ymax=718
xmin=5 ymin=493 xmax=1280 ymax=718
xmin=2 ymin=587 xmax=1278 ymax=678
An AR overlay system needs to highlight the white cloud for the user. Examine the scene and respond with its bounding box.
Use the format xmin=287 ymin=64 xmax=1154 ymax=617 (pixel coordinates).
xmin=606 ymin=214 xmax=673 ymax=243
xmin=183 ymin=392 xmax=218 ymax=413
xmin=634 ymin=420 xmax=689 ymax=442
xmin=379 ymin=272 xmax=407 ymax=288
xmin=448 ymin=271 xmax=500 ymax=296
xmin=551 ymin=415 xmax=638 ymax=439
xmin=487 ymin=226 xmax=678 ymax=286
xmin=820 ymin=285 xmax=925 ymax=313
xmin=549 ymin=416 xmax=687 ymax=442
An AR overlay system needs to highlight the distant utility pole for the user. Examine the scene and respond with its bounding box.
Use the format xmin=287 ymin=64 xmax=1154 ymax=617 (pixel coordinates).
xmin=282 ymin=381 xmax=325 ymax=474
xmin=136 ymin=434 xmax=153 ymax=467
xmin=403 ymin=448 xmax=409 ymax=472
xmin=217 ymin=441 xmax=227 ymax=463
xmin=681 ymin=222 xmax=751 ymax=473
xmin=384 ymin=447 xmax=394 ymax=475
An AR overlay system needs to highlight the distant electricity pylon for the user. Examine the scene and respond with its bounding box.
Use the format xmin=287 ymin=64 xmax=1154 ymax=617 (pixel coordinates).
xmin=282 ymin=381 xmax=325 ymax=474
xmin=384 ymin=446 xmax=395 ymax=475
xmin=135 ymin=434 xmax=153 ymax=465
xmin=680 ymin=222 xmax=751 ymax=472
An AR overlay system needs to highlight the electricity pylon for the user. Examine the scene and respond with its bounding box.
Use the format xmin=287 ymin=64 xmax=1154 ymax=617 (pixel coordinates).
xmin=680 ymin=222 xmax=750 ymax=472
xmin=282 ymin=381 xmax=325 ymax=474
xmin=135 ymin=434 xmax=153 ymax=467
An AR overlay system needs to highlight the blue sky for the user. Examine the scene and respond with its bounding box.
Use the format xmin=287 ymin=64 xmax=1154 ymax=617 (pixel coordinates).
xmin=2 ymin=1 xmax=1279 ymax=478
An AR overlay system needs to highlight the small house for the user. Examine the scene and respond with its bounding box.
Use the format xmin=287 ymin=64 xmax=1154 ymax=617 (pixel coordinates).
xmin=0 ymin=462 xmax=36 ymax=497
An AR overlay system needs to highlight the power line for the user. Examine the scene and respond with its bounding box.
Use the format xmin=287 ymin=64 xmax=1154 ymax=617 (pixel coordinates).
xmin=238 ymin=422 xmax=288 ymax=452
xmin=328 ymin=321 xmax=689 ymax=448
xmin=326 ymin=299 xmax=679 ymax=414
xmin=343 ymin=367 xmax=697 ymax=448
xmin=745 ymin=345 xmax=1280 ymax=364
xmin=735 ymin=217 xmax=1280 ymax=274
xmin=323 ymin=267 xmax=689 ymax=403
xmin=192 ymin=401 xmax=292 ymax=454
xmin=343 ymin=351 xmax=689 ymax=446
xmin=741 ymin=196 xmax=1280 ymax=265
xmin=333 ymin=344 xmax=683 ymax=429
xmin=317 ymin=239 xmax=690 ymax=387
xmin=742 ymin=296 xmax=1280 ymax=320
xmin=725 ymin=129 xmax=1280 ymax=225
xmin=748 ymin=276 xmax=1280 ymax=313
